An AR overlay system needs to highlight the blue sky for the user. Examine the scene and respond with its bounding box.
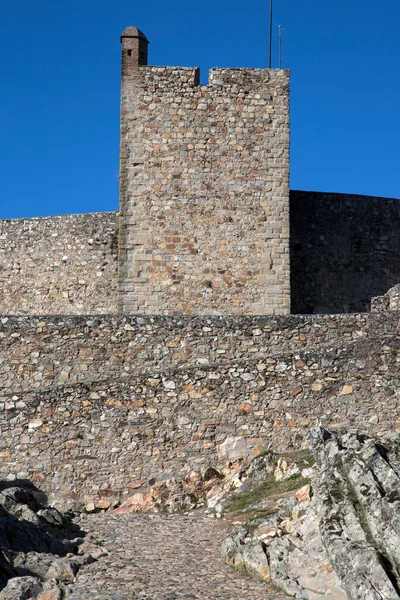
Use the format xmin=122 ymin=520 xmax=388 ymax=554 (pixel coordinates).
xmin=1 ymin=0 xmax=399 ymax=218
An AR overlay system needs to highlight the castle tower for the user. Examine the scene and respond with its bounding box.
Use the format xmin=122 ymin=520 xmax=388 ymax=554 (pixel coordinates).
xmin=118 ymin=27 xmax=291 ymax=315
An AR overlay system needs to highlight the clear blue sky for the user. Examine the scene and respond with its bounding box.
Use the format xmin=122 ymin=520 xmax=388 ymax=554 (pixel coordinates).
xmin=1 ymin=0 xmax=399 ymax=218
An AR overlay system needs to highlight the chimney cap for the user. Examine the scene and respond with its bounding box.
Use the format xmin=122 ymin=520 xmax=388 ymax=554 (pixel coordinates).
xmin=120 ymin=26 xmax=149 ymax=43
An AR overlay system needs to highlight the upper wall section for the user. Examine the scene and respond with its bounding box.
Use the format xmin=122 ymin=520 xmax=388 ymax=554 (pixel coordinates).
xmin=290 ymin=191 xmax=400 ymax=314
xmin=0 ymin=212 xmax=118 ymax=315
xmin=119 ymin=31 xmax=291 ymax=316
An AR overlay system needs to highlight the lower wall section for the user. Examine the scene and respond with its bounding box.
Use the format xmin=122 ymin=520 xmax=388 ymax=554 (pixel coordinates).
xmin=0 ymin=314 xmax=400 ymax=509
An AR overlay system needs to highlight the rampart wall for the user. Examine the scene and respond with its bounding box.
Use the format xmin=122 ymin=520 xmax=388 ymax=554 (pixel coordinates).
xmin=0 ymin=212 xmax=118 ymax=315
xmin=0 ymin=313 xmax=399 ymax=510
xmin=119 ymin=63 xmax=291 ymax=315
xmin=3 ymin=191 xmax=400 ymax=317
xmin=290 ymin=191 xmax=400 ymax=314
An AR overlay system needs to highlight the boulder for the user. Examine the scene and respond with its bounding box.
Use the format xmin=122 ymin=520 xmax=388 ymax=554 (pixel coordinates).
xmin=217 ymin=437 xmax=251 ymax=461
xmin=0 ymin=482 xmax=92 ymax=597
xmin=37 ymin=581 xmax=63 ymax=600
xmin=0 ymin=576 xmax=43 ymax=600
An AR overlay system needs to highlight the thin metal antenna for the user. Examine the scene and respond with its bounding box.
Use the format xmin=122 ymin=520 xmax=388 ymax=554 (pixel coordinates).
xmin=268 ymin=0 xmax=273 ymax=68
xmin=278 ymin=25 xmax=284 ymax=68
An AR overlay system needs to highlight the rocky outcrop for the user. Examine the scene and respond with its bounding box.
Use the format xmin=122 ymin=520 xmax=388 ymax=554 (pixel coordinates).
xmin=0 ymin=481 xmax=96 ymax=599
xmin=114 ymin=451 xmax=279 ymax=516
xmin=222 ymin=428 xmax=400 ymax=599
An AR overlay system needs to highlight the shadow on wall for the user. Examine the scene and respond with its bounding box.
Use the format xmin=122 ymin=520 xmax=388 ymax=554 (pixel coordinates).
xmin=290 ymin=190 xmax=400 ymax=314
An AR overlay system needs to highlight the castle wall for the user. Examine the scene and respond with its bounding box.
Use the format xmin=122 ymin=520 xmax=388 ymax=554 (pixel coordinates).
xmin=3 ymin=189 xmax=400 ymax=317
xmin=290 ymin=191 xmax=400 ymax=314
xmin=0 ymin=313 xmax=399 ymax=510
xmin=0 ymin=212 xmax=118 ymax=315
xmin=119 ymin=65 xmax=291 ymax=315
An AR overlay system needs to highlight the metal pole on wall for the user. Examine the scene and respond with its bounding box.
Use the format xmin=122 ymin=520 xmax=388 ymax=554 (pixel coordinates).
xmin=268 ymin=0 xmax=273 ymax=68
xmin=278 ymin=25 xmax=283 ymax=68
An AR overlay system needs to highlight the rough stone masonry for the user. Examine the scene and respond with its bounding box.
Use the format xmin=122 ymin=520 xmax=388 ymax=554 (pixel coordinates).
xmin=1 ymin=312 xmax=400 ymax=510
xmin=118 ymin=27 xmax=291 ymax=315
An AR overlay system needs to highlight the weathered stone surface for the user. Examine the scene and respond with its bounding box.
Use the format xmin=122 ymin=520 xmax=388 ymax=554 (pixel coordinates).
xmin=0 ymin=213 xmax=118 ymax=316
xmin=273 ymin=457 xmax=300 ymax=481
xmin=45 ymin=558 xmax=78 ymax=582
xmin=119 ymin=39 xmax=290 ymax=315
xmin=0 ymin=482 xmax=95 ymax=598
xmin=1 ymin=576 xmax=63 ymax=600
xmin=221 ymin=527 xmax=271 ymax=582
xmin=13 ymin=553 xmax=57 ymax=580
xmin=372 ymin=282 xmax=400 ymax=312
xmin=222 ymin=428 xmax=400 ymax=599
xmin=1 ymin=313 xmax=400 ymax=508
xmin=217 ymin=437 xmax=251 ymax=461
xmin=309 ymin=428 xmax=400 ymax=600
xmin=0 ymin=577 xmax=43 ymax=600
xmin=114 ymin=493 xmax=155 ymax=514
xmin=291 ymin=191 xmax=400 ymax=314
xmin=37 ymin=581 xmax=63 ymax=600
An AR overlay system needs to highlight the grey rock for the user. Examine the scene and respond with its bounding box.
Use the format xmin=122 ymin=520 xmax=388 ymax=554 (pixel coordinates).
xmin=222 ymin=428 xmax=400 ymax=599
xmin=37 ymin=580 xmax=63 ymax=600
xmin=312 ymin=428 xmax=400 ymax=599
xmin=0 ymin=483 xmax=91 ymax=594
xmin=0 ymin=576 xmax=43 ymax=600
xmin=36 ymin=509 xmax=66 ymax=528
xmin=241 ymin=542 xmax=270 ymax=582
xmin=217 ymin=437 xmax=250 ymax=461
xmin=13 ymin=552 xmax=56 ymax=579
xmin=243 ymin=454 xmax=275 ymax=482
xmin=220 ymin=525 xmax=249 ymax=570
xmin=0 ymin=489 xmax=41 ymax=527
xmin=46 ymin=558 xmax=78 ymax=582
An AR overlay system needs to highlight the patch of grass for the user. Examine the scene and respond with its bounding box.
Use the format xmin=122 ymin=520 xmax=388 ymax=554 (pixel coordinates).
xmin=277 ymin=449 xmax=316 ymax=470
xmin=254 ymin=449 xmax=275 ymax=459
xmin=225 ymin=475 xmax=310 ymax=514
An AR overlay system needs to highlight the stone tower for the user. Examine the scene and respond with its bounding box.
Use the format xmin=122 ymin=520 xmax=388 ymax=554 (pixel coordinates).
xmin=118 ymin=27 xmax=291 ymax=315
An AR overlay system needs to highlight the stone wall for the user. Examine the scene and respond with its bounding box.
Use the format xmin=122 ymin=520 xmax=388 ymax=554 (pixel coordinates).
xmin=290 ymin=191 xmax=400 ymax=314
xmin=3 ymin=190 xmax=400 ymax=317
xmin=0 ymin=212 xmax=118 ymax=315
xmin=0 ymin=313 xmax=399 ymax=510
xmin=119 ymin=36 xmax=291 ymax=315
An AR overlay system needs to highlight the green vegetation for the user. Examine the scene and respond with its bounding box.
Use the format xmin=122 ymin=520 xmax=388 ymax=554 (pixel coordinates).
xmin=225 ymin=474 xmax=310 ymax=514
xmin=276 ymin=449 xmax=316 ymax=470
xmin=220 ymin=449 xmax=315 ymax=520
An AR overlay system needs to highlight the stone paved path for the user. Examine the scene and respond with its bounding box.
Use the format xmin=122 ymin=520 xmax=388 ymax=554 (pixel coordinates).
xmin=66 ymin=513 xmax=288 ymax=600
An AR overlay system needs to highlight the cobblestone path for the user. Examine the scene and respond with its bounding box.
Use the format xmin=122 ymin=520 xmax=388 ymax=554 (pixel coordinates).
xmin=66 ymin=513 xmax=288 ymax=600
